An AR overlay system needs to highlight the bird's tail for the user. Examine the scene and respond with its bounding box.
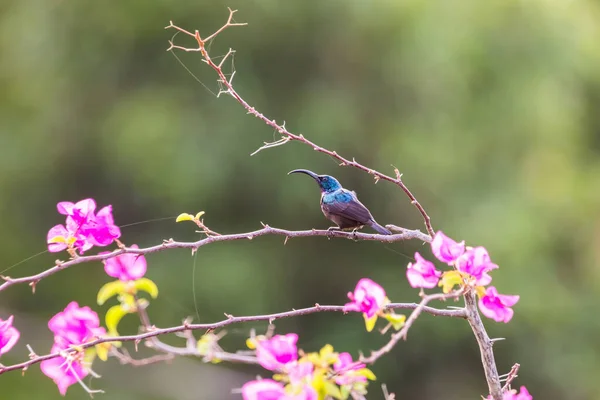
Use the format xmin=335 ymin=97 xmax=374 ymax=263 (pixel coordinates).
xmin=369 ymin=221 xmax=392 ymax=235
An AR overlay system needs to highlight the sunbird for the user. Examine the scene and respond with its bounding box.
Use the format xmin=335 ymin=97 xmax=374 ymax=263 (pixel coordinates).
xmin=288 ymin=169 xmax=392 ymax=235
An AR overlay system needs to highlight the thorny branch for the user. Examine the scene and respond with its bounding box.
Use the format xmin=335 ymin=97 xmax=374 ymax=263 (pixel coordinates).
xmin=0 ymin=226 xmax=429 ymax=293
xmin=165 ymin=9 xmax=435 ymax=238
xmin=0 ymin=302 xmax=466 ymax=375
xmin=166 ymin=10 xmax=508 ymax=400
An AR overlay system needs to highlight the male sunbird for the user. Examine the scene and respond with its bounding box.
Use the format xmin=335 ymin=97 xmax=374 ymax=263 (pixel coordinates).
xmin=288 ymin=169 xmax=392 ymax=235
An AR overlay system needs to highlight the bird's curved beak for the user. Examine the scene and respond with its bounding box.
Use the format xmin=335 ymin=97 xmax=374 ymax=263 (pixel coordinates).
xmin=288 ymin=169 xmax=320 ymax=182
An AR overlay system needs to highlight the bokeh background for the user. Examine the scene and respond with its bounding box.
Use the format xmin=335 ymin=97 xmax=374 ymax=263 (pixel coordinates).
xmin=1 ymin=0 xmax=600 ymax=399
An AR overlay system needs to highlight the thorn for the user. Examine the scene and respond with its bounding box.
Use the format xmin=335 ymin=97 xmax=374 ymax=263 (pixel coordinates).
xmin=55 ymin=259 xmax=64 ymax=267
xmin=284 ymin=236 xmax=289 ymax=245
xmin=224 ymin=313 xmax=234 ymax=319
xmin=247 ymin=235 xmax=253 ymax=240
xmin=134 ymin=340 xmax=140 ymax=352
xmin=490 ymin=337 xmax=505 ymax=344
xmin=314 ymin=303 xmax=320 ymax=308
xmin=268 ymin=318 xmax=274 ymax=324
xmin=29 ymin=281 xmax=38 ymax=294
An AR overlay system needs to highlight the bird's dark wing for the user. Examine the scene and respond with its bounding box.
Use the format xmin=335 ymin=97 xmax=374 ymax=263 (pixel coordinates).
xmin=321 ymin=190 xmax=374 ymax=225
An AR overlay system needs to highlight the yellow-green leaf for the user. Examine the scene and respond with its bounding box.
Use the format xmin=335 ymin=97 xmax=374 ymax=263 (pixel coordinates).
xmin=324 ymin=381 xmax=343 ymax=399
xmin=105 ymin=304 xmax=128 ymax=335
xmin=475 ymin=285 xmax=486 ymax=298
xmin=383 ymin=313 xmax=406 ymax=330
xmin=95 ymin=342 xmax=112 ymax=361
xmin=195 ymin=211 xmax=205 ymax=220
xmin=356 ymin=368 xmax=377 ymax=381
xmin=245 ymin=338 xmax=257 ymax=350
xmin=176 ymin=213 xmax=194 ymax=222
xmin=97 ymin=280 xmax=127 ymax=305
xmin=439 ymin=270 xmax=463 ymax=294
xmin=48 ymin=236 xmax=67 ymax=244
xmin=133 ymin=278 xmax=158 ymax=299
xmin=363 ymin=314 xmax=378 ymax=332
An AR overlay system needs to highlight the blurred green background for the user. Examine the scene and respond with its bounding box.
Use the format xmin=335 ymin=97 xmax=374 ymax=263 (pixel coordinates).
xmin=1 ymin=0 xmax=599 ymax=399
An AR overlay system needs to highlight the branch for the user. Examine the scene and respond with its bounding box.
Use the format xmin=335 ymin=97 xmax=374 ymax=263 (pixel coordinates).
xmin=361 ymin=290 xmax=464 ymax=364
xmin=0 ymin=302 xmax=465 ymax=375
xmin=464 ymin=291 xmax=502 ymax=400
xmin=0 ymin=226 xmax=429 ymax=293
xmin=166 ymin=11 xmax=435 ymax=238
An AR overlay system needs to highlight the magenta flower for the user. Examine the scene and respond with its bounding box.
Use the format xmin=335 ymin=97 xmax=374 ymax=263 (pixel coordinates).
xmin=0 ymin=315 xmax=20 ymax=356
xmin=84 ymin=205 xmax=121 ymax=247
xmin=406 ymin=252 xmax=443 ymax=289
xmin=40 ymin=342 xmax=89 ymax=395
xmin=241 ymin=379 xmax=317 ymax=400
xmin=487 ymin=386 xmax=532 ymax=400
xmin=47 ymin=221 xmax=94 ymax=254
xmin=333 ymin=352 xmax=367 ymax=386
xmin=47 ymin=199 xmax=121 ymax=254
xmin=478 ymin=286 xmax=520 ymax=323
xmin=456 ymin=246 xmax=498 ymax=286
xmin=255 ymin=333 xmax=298 ymax=371
xmin=242 ymin=379 xmax=286 ymax=400
xmin=48 ymin=302 xmax=105 ymax=347
xmin=103 ymin=245 xmax=147 ymax=281
xmin=57 ymin=199 xmax=96 ymax=226
xmin=343 ymin=278 xmax=386 ymax=318
xmin=431 ymin=231 xmax=465 ymax=264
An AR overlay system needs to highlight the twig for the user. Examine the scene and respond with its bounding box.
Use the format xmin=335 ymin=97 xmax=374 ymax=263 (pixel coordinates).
xmin=0 ymin=226 xmax=430 ymax=293
xmin=0 ymin=302 xmax=465 ymax=375
xmin=361 ymin=290 xmax=464 ymax=364
xmin=501 ymin=363 xmax=520 ymax=391
xmin=166 ymin=10 xmax=435 ymax=238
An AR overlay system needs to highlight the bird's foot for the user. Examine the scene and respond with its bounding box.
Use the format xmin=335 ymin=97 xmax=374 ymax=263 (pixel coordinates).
xmin=326 ymin=226 xmax=341 ymax=239
xmin=350 ymin=228 xmax=360 ymax=242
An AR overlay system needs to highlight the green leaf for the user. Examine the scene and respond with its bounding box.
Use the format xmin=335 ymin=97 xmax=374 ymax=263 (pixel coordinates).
xmin=363 ymin=314 xmax=378 ymax=332
xmin=356 ymin=368 xmax=377 ymax=381
xmin=176 ymin=213 xmax=194 ymax=222
xmin=105 ymin=304 xmax=129 ymax=335
xmin=383 ymin=313 xmax=406 ymax=330
xmin=134 ymin=278 xmax=158 ymax=299
xmin=97 ymin=280 xmax=127 ymax=305
xmin=324 ymin=381 xmax=343 ymax=399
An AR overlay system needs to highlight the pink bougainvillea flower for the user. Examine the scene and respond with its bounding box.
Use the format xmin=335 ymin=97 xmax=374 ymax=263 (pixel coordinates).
xmin=84 ymin=205 xmax=121 ymax=247
xmin=456 ymin=246 xmax=498 ymax=286
xmin=333 ymin=352 xmax=367 ymax=386
xmin=478 ymin=286 xmax=520 ymax=323
xmin=48 ymin=302 xmax=105 ymax=346
xmin=48 ymin=199 xmax=121 ymax=254
xmin=0 ymin=315 xmax=20 ymax=356
xmin=242 ymin=379 xmax=286 ymax=400
xmin=40 ymin=342 xmax=89 ymax=395
xmin=343 ymin=278 xmax=386 ymax=318
xmin=487 ymin=386 xmax=532 ymax=400
xmin=255 ymin=333 xmax=299 ymax=371
xmin=241 ymin=379 xmax=317 ymax=400
xmin=47 ymin=221 xmax=94 ymax=254
xmin=103 ymin=245 xmax=147 ymax=281
xmin=431 ymin=231 xmax=465 ymax=264
xmin=406 ymin=252 xmax=443 ymax=289
xmin=57 ymin=199 xmax=96 ymax=226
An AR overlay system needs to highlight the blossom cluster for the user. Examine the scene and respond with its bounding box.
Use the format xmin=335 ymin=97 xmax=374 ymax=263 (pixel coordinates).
xmin=39 ymin=302 xmax=109 ymax=395
xmin=47 ymin=199 xmax=121 ymax=255
xmin=243 ymin=333 xmax=375 ymax=400
xmin=406 ymin=231 xmax=520 ymax=323
xmin=0 ymin=315 xmax=20 ymax=357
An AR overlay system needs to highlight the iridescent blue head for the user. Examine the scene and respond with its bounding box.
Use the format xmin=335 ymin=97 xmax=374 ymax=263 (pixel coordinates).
xmin=288 ymin=169 xmax=342 ymax=193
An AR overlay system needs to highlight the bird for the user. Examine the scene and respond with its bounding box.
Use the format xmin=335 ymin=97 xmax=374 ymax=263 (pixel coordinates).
xmin=288 ymin=169 xmax=392 ymax=235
